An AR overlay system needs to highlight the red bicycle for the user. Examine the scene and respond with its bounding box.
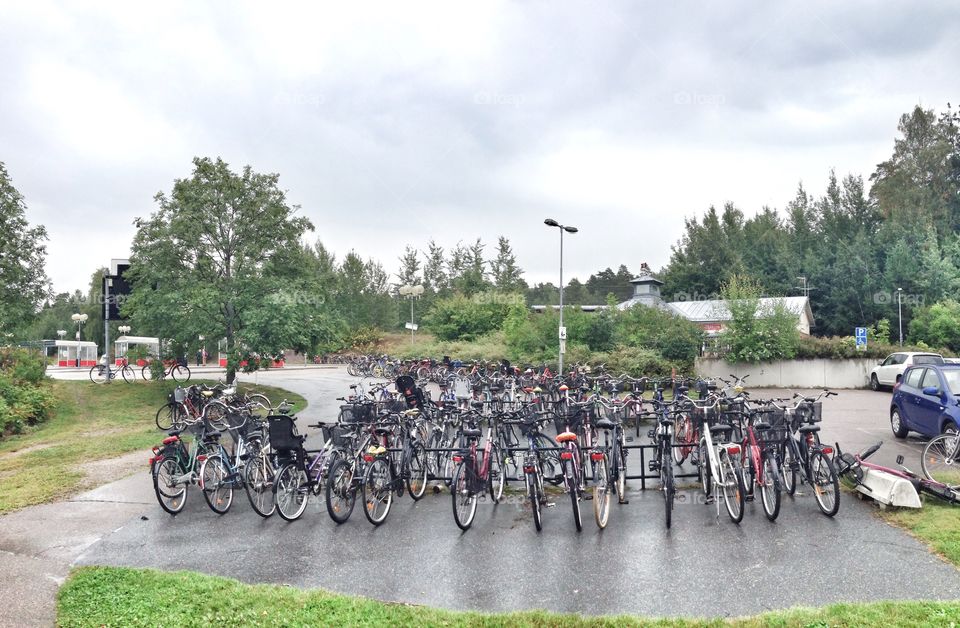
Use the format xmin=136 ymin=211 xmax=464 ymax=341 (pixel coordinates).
xmin=451 ymin=411 xmax=506 ymax=530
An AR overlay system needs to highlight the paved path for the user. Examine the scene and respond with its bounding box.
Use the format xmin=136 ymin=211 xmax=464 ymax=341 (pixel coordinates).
xmin=5 ymin=370 xmax=959 ymax=624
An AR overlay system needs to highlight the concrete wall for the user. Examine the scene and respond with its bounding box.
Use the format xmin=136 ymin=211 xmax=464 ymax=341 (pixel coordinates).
xmin=695 ymin=357 xmax=879 ymax=389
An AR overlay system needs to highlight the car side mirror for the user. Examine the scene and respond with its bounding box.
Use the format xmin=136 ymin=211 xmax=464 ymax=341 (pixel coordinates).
xmin=922 ymin=386 xmax=940 ymax=396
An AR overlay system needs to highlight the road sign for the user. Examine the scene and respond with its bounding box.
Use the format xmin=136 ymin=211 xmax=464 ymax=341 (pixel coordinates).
xmin=855 ymin=327 xmax=868 ymax=350
xmin=559 ymin=326 xmax=567 ymax=340
xmin=404 ymin=322 xmax=419 ymax=331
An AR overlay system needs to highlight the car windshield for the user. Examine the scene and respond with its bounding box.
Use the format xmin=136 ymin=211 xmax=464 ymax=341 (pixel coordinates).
xmin=943 ymin=370 xmax=960 ymax=394
xmin=914 ymin=355 xmax=944 ymax=365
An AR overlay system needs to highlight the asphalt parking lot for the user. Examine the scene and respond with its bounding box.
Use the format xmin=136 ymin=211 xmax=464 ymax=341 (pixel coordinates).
xmin=68 ymin=368 xmax=960 ymax=618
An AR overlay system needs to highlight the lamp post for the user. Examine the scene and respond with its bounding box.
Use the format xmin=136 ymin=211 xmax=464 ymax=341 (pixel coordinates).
xmin=71 ymin=313 xmax=88 ymax=367
xmin=399 ymin=284 xmax=424 ymax=339
xmin=897 ymin=288 xmax=903 ymax=347
xmin=544 ymin=218 xmax=578 ymax=377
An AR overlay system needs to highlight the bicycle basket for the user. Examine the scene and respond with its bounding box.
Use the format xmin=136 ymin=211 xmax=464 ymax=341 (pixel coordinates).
xmin=690 ymin=405 xmax=719 ymax=425
xmin=172 ymin=387 xmax=186 ymax=403
xmin=554 ymin=407 xmax=588 ymax=434
xmin=339 ymin=403 xmax=375 ymax=424
xmin=267 ymin=415 xmax=304 ymax=452
xmin=757 ymin=406 xmax=789 ymax=442
xmin=798 ymin=401 xmax=823 ymax=423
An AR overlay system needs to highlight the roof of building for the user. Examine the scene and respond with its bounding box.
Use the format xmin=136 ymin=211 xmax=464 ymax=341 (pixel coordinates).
xmin=664 ymin=296 xmax=814 ymax=325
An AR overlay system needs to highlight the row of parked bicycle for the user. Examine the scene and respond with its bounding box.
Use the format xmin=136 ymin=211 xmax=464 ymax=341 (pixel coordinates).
xmin=148 ymin=370 xmax=959 ymax=530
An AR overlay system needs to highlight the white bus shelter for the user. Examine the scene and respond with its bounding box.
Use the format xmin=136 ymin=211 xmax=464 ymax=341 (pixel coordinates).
xmin=51 ymin=340 xmax=98 ymax=367
xmin=114 ymin=335 xmax=160 ymax=366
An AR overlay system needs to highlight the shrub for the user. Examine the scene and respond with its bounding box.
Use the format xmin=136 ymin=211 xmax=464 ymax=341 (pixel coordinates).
xmin=719 ymin=275 xmax=799 ymax=363
xmin=423 ymin=293 xmax=512 ymax=342
xmin=908 ymin=300 xmax=960 ymax=351
xmin=0 ymin=349 xmax=55 ymax=437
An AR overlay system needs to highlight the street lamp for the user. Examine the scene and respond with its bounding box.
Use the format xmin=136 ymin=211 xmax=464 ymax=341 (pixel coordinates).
xmin=118 ymin=325 xmax=131 ymax=334
xmin=897 ymin=288 xmax=903 ymax=347
xmin=544 ymin=218 xmax=578 ymax=377
xmin=71 ymin=313 xmax=88 ymax=367
xmin=399 ymin=284 xmax=424 ymax=339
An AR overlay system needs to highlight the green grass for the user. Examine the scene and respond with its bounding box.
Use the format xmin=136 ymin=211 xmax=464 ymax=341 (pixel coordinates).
xmin=880 ymin=498 xmax=960 ymax=567
xmin=0 ymin=379 xmax=306 ymax=514
xmin=57 ymin=566 xmax=960 ymax=628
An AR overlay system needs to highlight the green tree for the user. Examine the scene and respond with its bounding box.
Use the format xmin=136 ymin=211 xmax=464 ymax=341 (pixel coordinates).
xmin=0 ymin=162 xmax=50 ymax=334
xmin=396 ymin=245 xmax=421 ymax=288
xmin=489 ymin=236 xmax=527 ymax=293
xmin=422 ymin=240 xmax=448 ymax=295
xmin=719 ymin=275 xmax=799 ymax=363
xmin=908 ymin=300 xmax=960 ymax=351
xmin=126 ymin=157 xmax=316 ymax=383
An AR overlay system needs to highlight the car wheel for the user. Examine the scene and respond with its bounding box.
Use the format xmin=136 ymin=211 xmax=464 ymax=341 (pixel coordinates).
xmin=943 ymin=422 xmax=958 ymax=436
xmin=870 ymin=374 xmax=880 ymax=391
xmin=891 ymin=407 xmax=909 ymax=439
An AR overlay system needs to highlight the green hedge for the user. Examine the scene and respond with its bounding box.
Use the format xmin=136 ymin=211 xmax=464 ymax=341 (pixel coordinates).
xmin=0 ymin=348 xmax=55 ymax=437
xmin=795 ymin=335 xmax=954 ymax=360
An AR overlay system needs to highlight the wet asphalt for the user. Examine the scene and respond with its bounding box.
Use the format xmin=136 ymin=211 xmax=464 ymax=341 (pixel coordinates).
xmin=68 ymin=369 xmax=960 ymax=618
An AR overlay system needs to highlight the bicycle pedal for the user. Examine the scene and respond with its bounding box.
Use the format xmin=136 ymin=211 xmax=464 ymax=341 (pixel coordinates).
xmin=583 ymin=493 xmax=593 ymax=501
xmin=745 ymin=494 xmax=754 ymax=502
xmin=648 ymin=460 xmax=660 ymax=472
xmin=619 ymin=498 xmax=629 ymax=504
xmin=625 ymin=437 xmax=634 ymax=443
xmin=544 ymin=501 xmax=556 ymax=508
xmin=705 ymin=496 xmax=715 ymax=504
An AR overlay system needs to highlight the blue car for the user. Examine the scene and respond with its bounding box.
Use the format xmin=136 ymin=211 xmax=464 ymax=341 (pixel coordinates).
xmin=891 ymin=364 xmax=960 ymax=439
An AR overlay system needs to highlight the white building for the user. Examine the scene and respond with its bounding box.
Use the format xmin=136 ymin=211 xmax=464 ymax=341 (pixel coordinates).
xmin=617 ymin=264 xmax=814 ymax=336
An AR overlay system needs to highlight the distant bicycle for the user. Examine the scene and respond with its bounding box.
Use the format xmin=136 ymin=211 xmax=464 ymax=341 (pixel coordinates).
xmin=89 ymin=360 xmax=136 ymax=384
xmin=141 ymin=360 xmax=191 ymax=382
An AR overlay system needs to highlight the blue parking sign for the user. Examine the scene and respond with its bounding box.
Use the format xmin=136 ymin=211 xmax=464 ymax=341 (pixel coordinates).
xmin=855 ymin=327 xmax=867 ymax=348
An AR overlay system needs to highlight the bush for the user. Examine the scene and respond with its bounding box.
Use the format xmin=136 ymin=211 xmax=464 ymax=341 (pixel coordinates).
xmin=719 ymin=275 xmax=799 ymax=363
xmin=423 ymin=293 xmax=513 ymax=342
xmin=794 ymin=335 xmax=953 ymax=360
xmin=0 ymin=349 xmax=55 ymax=437
xmin=909 ymin=301 xmax=960 ymax=351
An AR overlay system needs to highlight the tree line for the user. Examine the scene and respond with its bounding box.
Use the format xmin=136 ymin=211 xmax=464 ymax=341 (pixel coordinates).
xmin=4 ymin=102 xmax=960 ymax=381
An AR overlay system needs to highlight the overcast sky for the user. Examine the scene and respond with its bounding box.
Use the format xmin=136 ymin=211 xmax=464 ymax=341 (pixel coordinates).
xmin=2 ymin=1 xmax=959 ymax=294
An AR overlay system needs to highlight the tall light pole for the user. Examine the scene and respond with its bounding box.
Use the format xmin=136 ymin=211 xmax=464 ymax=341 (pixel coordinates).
xmin=71 ymin=313 xmax=88 ymax=367
xmin=544 ymin=218 xmax=578 ymax=377
xmin=399 ymin=284 xmax=424 ymax=339
xmin=897 ymin=288 xmax=903 ymax=347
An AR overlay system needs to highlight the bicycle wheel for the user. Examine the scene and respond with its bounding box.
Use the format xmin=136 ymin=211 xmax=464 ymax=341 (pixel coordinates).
xmin=740 ymin=444 xmax=756 ymax=499
xmin=921 ymin=433 xmax=960 ymax=489
xmin=405 ymin=443 xmax=428 ymax=500
xmin=244 ymin=455 xmax=276 ymax=518
xmin=121 ymin=365 xmax=136 ymax=383
xmin=89 ymin=366 xmax=107 ymax=384
xmin=171 ymin=364 xmax=191 ymax=383
xmin=562 ymin=457 xmax=582 ymax=532
xmin=488 ymin=444 xmax=505 ymax=503
xmin=246 ymin=393 xmax=272 ymax=413
xmin=203 ymin=400 xmax=230 ymax=431
xmin=155 ymin=402 xmax=184 ymax=431
xmin=612 ymin=436 xmax=627 ymax=503
xmin=534 ymin=434 xmax=563 ymax=485
xmin=698 ymin=439 xmax=712 ymax=497
xmin=810 ymin=451 xmax=840 ymax=517
xmin=275 ymin=464 xmax=309 ymax=521
xmin=593 ymin=457 xmax=611 ymax=529
xmin=361 ymin=457 xmax=393 ymax=526
xmin=719 ymin=450 xmax=744 ymax=524
xmin=781 ymin=442 xmax=798 ymax=496
xmin=672 ymin=416 xmax=689 ymax=466
xmin=452 ymin=463 xmax=478 ymax=531
xmin=661 ymin=445 xmax=675 ymax=529
xmin=759 ymin=452 xmax=781 ymax=522
xmin=152 ymin=456 xmax=187 ymax=515
xmin=325 ymin=458 xmax=357 ymax=524
xmin=141 ymin=364 xmax=154 ymax=380
xmin=527 ymin=471 xmax=542 ymax=532
xmin=200 ymin=455 xmax=233 ymax=514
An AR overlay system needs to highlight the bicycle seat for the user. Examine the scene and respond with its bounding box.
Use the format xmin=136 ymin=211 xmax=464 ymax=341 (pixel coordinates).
xmin=798 ymin=424 xmax=820 ymax=434
xmin=167 ymin=430 xmax=182 ymax=437
xmin=555 ymin=431 xmax=577 ymax=443
xmin=374 ymin=427 xmax=393 ymax=437
xmin=754 ymin=422 xmax=772 ymax=431
xmin=462 ymin=427 xmax=482 ymax=438
xmin=201 ymin=390 xmax=214 ymax=397
xmin=711 ymin=424 xmax=734 ymax=436
xmin=161 ymin=435 xmax=180 ymax=444
xmin=595 ymin=418 xmax=616 ymax=430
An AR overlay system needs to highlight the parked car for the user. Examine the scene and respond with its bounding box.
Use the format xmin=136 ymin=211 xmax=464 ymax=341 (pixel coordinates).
xmin=870 ymin=352 xmax=944 ymax=391
xmin=890 ymin=364 xmax=960 ymax=439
